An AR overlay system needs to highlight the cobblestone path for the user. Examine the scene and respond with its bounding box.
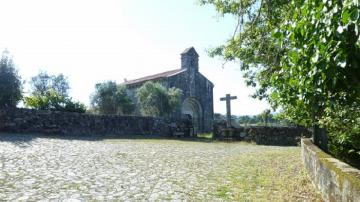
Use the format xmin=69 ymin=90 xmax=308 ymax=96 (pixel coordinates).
xmin=0 ymin=134 xmax=319 ymax=201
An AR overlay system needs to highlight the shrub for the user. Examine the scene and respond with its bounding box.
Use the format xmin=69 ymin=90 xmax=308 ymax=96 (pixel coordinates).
xmin=0 ymin=50 xmax=22 ymax=108
xmin=320 ymin=102 xmax=360 ymax=168
xmin=25 ymin=71 xmax=86 ymax=113
xmin=90 ymin=81 xmax=134 ymax=115
xmin=136 ymin=81 xmax=182 ymax=117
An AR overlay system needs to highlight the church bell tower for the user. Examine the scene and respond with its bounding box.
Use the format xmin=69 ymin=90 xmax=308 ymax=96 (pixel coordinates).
xmin=181 ymin=47 xmax=199 ymax=97
xmin=181 ymin=47 xmax=199 ymax=72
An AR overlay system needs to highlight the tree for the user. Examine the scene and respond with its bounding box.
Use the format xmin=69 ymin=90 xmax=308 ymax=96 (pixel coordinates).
xmin=262 ymin=0 xmax=359 ymax=153
xmin=200 ymin=0 xmax=290 ymax=99
xmin=270 ymin=0 xmax=360 ymax=125
xmin=0 ymin=50 xmax=22 ymax=108
xmin=25 ymin=72 xmax=86 ymax=113
xmin=90 ymin=81 xmax=134 ymax=115
xmin=202 ymin=0 xmax=360 ymax=163
xmin=260 ymin=109 xmax=271 ymax=126
xmin=30 ymin=71 xmax=69 ymax=97
xmin=200 ymin=0 xmax=359 ymax=117
xmin=136 ymin=81 xmax=182 ymax=117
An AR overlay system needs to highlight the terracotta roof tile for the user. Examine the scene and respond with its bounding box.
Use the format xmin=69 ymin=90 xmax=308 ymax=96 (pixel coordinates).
xmin=124 ymin=69 xmax=185 ymax=86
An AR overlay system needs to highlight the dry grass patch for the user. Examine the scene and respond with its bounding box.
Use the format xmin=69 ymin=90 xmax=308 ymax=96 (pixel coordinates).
xmin=209 ymin=147 xmax=322 ymax=201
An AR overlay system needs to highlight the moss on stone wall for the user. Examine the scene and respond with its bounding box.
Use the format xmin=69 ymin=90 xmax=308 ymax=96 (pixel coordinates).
xmin=302 ymin=138 xmax=360 ymax=201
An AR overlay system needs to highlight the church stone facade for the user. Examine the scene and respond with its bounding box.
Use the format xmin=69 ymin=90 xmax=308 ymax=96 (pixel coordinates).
xmin=124 ymin=47 xmax=214 ymax=133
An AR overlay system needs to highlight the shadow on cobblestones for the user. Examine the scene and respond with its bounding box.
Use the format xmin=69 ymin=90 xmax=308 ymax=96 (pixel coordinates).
xmin=0 ymin=133 xmax=35 ymax=148
xmin=0 ymin=133 xmax=215 ymax=144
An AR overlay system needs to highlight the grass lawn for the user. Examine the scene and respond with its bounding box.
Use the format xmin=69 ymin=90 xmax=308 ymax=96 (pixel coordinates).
xmin=207 ymin=147 xmax=322 ymax=201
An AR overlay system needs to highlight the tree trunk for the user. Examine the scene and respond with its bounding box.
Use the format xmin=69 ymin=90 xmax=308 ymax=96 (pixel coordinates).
xmin=313 ymin=124 xmax=328 ymax=152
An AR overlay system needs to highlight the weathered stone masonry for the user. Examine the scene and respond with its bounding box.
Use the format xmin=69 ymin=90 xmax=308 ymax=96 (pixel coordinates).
xmin=245 ymin=126 xmax=312 ymax=145
xmin=302 ymin=139 xmax=360 ymax=201
xmin=213 ymin=121 xmax=312 ymax=145
xmin=124 ymin=47 xmax=214 ymax=133
xmin=0 ymin=108 xmax=178 ymax=136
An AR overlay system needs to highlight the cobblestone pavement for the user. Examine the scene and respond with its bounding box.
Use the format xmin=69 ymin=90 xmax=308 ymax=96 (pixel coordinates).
xmin=0 ymin=134 xmax=313 ymax=201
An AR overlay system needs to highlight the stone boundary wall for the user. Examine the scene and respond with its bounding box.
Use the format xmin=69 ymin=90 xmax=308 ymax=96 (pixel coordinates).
xmin=245 ymin=126 xmax=311 ymax=146
xmin=0 ymin=108 xmax=177 ymax=137
xmin=301 ymin=138 xmax=360 ymax=201
xmin=213 ymin=121 xmax=311 ymax=145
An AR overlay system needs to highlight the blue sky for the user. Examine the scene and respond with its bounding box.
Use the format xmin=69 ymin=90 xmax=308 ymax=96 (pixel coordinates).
xmin=0 ymin=0 xmax=270 ymax=115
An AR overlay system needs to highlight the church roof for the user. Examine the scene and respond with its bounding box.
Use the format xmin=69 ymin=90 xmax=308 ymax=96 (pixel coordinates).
xmin=124 ymin=68 xmax=186 ymax=86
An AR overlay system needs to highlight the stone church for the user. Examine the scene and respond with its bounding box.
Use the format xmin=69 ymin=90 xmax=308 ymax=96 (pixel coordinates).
xmin=124 ymin=47 xmax=214 ymax=133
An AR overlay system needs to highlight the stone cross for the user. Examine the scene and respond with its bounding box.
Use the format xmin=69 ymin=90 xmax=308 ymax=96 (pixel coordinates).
xmin=220 ymin=94 xmax=237 ymax=128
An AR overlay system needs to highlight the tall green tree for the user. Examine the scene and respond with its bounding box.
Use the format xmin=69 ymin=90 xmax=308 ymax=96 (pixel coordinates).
xmin=200 ymin=0 xmax=290 ymax=99
xmin=201 ymin=0 xmax=360 ymax=122
xmin=90 ymin=81 xmax=134 ymax=115
xmin=136 ymin=81 xmax=182 ymax=117
xmin=202 ymin=0 xmax=360 ymax=163
xmin=271 ymin=0 xmax=360 ymax=120
xmin=25 ymin=71 xmax=86 ymax=113
xmin=260 ymin=109 xmax=271 ymax=126
xmin=0 ymin=50 xmax=22 ymax=108
xmin=30 ymin=71 xmax=69 ymax=97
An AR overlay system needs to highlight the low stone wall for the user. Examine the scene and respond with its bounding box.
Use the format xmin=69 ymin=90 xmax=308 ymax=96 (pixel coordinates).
xmin=213 ymin=121 xmax=311 ymax=145
xmin=245 ymin=126 xmax=311 ymax=146
xmin=0 ymin=108 xmax=177 ymax=137
xmin=301 ymin=139 xmax=360 ymax=201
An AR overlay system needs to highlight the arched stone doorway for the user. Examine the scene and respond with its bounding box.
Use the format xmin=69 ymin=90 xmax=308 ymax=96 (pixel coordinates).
xmin=181 ymin=98 xmax=203 ymax=134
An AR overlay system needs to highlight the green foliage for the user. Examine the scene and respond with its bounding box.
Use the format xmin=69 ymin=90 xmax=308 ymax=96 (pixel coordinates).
xmin=320 ymin=101 xmax=360 ymax=167
xmin=273 ymin=0 xmax=360 ymax=164
xmin=275 ymin=100 xmax=313 ymax=127
xmin=30 ymin=71 xmax=69 ymax=97
xmin=200 ymin=0 xmax=290 ymax=99
xmin=24 ymin=89 xmax=86 ymax=113
xmin=0 ymin=50 xmax=22 ymax=108
xmin=90 ymin=81 xmax=134 ymax=115
xmin=25 ymin=72 xmax=86 ymax=113
xmin=202 ymin=0 xmax=360 ymax=163
xmin=272 ymin=0 xmax=360 ymax=116
xmin=260 ymin=109 xmax=271 ymax=126
xmin=136 ymin=81 xmax=182 ymax=117
xmin=63 ymin=98 xmax=86 ymax=113
xmin=25 ymin=89 xmax=63 ymax=110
